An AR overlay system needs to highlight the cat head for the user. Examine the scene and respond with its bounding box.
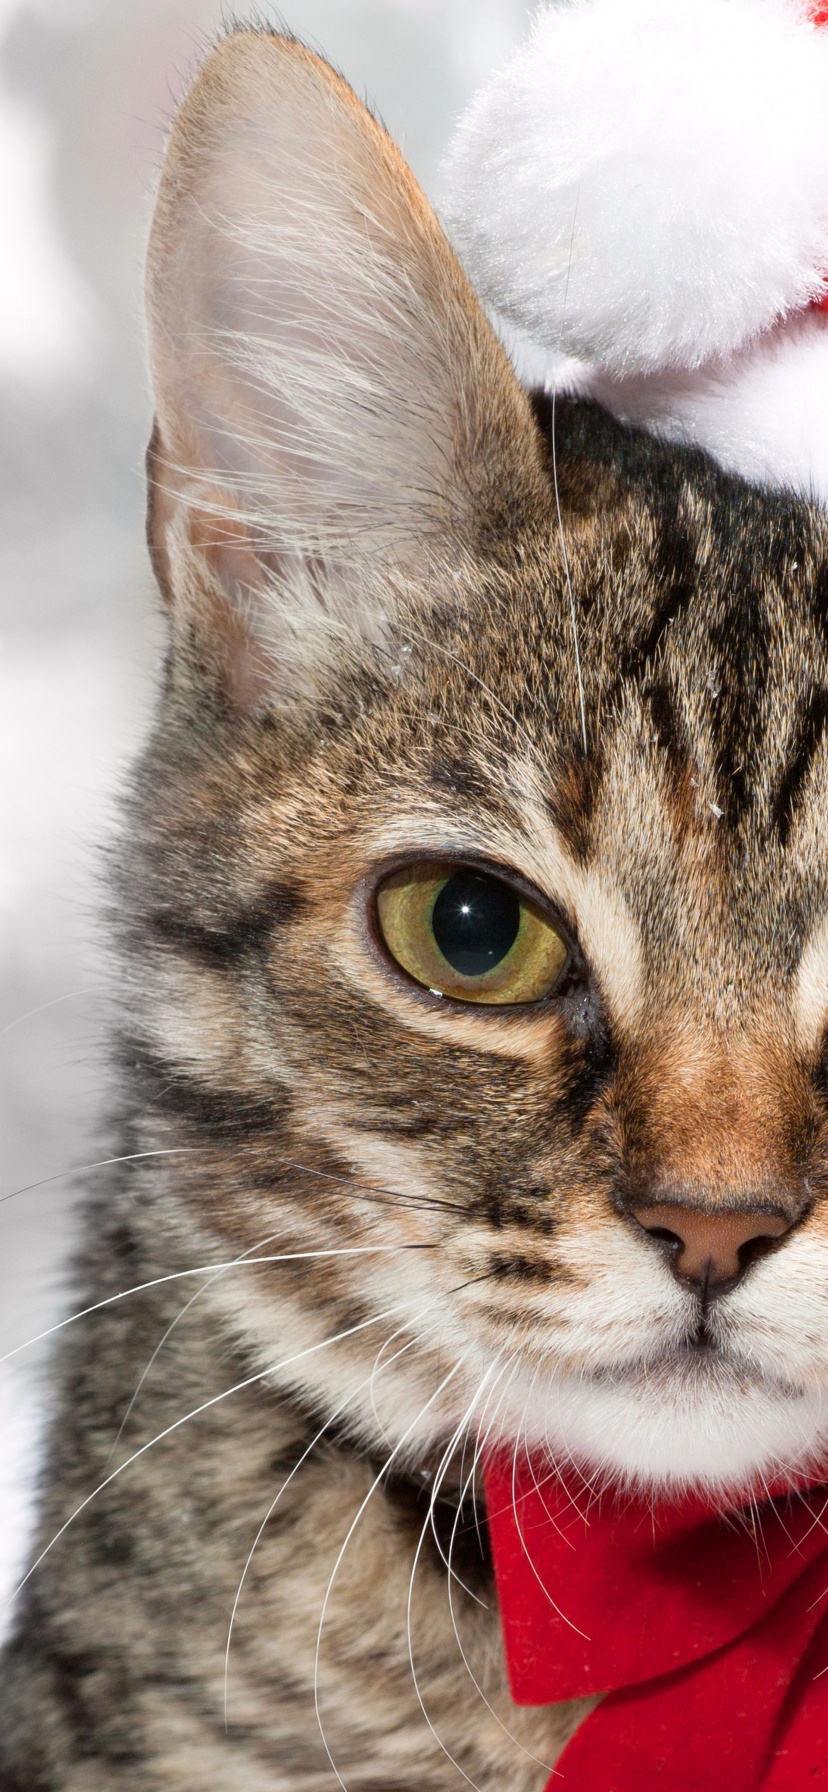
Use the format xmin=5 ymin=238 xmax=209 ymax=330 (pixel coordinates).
xmin=136 ymin=27 xmax=828 ymax=1497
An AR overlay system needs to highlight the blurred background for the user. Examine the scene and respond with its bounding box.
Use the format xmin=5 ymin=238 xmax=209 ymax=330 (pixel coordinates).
xmin=0 ymin=0 xmax=535 ymax=1627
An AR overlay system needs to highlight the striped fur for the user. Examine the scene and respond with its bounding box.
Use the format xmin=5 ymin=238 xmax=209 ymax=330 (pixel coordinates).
xmin=4 ymin=28 xmax=828 ymax=1788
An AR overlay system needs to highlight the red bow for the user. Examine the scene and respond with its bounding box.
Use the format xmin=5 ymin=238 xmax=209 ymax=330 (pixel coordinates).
xmin=484 ymin=1456 xmax=828 ymax=1789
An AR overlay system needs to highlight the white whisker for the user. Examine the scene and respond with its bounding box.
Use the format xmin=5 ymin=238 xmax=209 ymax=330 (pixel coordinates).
xmin=223 ymin=1313 xmax=441 ymax=1731
xmin=106 ymin=1222 xmax=325 ymax=1467
xmin=0 ymin=1243 xmax=430 ymax=1370
xmin=403 ymin=1359 xmax=510 ymax=1792
xmin=313 ymin=1349 xmax=470 ymax=1792
xmin=398 ymin=624 xmax=551 ymax=788
xmin=508 ymin=1387 xmax=590 ymax=1641
xmin=0 ymin=1148 xmax=194 ymax=1208
xmin=0 ymin=987 xmax=101 ymax=1041
xmin=550 ymin=201 xmax=587 ymax=759
xmin=7 ymin=1295 xmax=434 ymax=1616
xmin=409 ymin=1355 xmax=558 ymax=1782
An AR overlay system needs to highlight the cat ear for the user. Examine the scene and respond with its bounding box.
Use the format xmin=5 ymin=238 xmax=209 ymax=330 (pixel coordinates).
xmin=145 ymin=29 xmax=546 ymax=710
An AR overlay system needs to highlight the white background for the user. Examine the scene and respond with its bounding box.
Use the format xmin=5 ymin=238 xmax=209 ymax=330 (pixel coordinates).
xmin=0 ymin=0 xmax=534 ymax=1631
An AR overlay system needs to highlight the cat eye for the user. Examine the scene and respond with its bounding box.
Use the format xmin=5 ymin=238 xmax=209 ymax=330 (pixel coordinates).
xmin=375 ymin=863 xmax=569 ymax=1006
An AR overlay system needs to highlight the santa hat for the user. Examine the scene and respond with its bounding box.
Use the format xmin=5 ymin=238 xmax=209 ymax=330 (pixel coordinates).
xmin=444 ymin=0 xmax=828 ymax=503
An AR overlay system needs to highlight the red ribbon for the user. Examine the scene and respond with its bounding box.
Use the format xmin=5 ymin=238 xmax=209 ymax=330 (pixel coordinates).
xmin=484 ymin=1455 xmax=828 ymax=1788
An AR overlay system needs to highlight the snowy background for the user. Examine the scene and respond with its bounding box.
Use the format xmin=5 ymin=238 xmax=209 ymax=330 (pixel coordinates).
xmin=0 ymin=0 xmax=535 ymax=1635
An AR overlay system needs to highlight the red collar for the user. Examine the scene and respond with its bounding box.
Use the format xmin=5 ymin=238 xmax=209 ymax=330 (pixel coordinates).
xmin=484 ymin=1453 xmax=828 ymax=1789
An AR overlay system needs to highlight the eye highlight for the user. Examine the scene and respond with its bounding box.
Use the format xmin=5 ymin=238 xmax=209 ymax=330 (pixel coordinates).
xmin=375 ymin=863 xmax=569 ymax=1006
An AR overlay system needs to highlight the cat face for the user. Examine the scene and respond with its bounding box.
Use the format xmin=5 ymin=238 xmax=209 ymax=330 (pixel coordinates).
xmin=136 ymin=29 xmax=828 ymax=1497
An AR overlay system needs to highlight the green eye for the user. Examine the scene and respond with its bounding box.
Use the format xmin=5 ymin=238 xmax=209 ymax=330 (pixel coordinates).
xmin=375 ymin=863 xmax=569 ymax=1006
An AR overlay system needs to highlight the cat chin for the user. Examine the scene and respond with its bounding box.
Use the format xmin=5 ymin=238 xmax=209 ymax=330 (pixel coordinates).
xmin=514 ymin=1359 xmax=828 ymax=1498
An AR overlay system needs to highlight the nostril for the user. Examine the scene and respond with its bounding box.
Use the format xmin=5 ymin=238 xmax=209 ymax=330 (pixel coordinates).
xmin=645 ymin=1225 xmax=683 ymax=1254
xmin=632 ymin=1200 xmax=796 ymax=1290
xmin=736 ymin=1231 xmax=784 ymax=1273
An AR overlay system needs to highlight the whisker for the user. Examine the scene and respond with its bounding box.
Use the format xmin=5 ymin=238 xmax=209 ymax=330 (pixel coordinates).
xmin=404 ymin=1371 xmax=502 ymax=1792
xmin=422 ymin=1360 xmax=511 ymax=1604
xmin=0 ymin=1142 xmax=471 ymax=1223
xmin=313 ymin=1349 xmax=470 ymax=1792
xmin=447 ymin=1366 xmax=557 ymax=1774
xmin=256 ymin=1152 xmax=477 ymax=1221
xmin=0 ymin=987 xmax=101 ymax=1041
xmin=397 ymin=625 xmax=550 ymax=789
xmin=0 ymin=1148 xmax=194 ymax=1208
xmin=6 ymin=1295 xmax=436 ymax=1615
xmin=522 ymin=1387 xmax=584 ymax=1544
xmin=407 ymin=1356 xmax=555 ymax=1787
xmin=0 ymin=1244 xmax=434 ymax=1370
xmin=551 ymin=188 xmax=587 ymax=759
xmin=544 ymin=1369 xmax=605 ymax=1515
xmin=105 ymin=1222 xmax=324 ymax=1466
xmin=223 ymin=1314 xmax=439 ymax=1730
xmin=506 ymin=1390 xmax=590 ymax=1640
xmin=366 ymin=1310 xmax=430 ymax=1448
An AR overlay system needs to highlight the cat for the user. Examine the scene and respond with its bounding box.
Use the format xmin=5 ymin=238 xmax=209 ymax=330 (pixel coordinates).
xmin=3 ymin=23 xmax=828 ymax=1789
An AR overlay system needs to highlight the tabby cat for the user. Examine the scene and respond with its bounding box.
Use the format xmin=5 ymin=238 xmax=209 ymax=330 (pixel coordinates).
xmin=4 ymin=26 xmax=828 ymax=1789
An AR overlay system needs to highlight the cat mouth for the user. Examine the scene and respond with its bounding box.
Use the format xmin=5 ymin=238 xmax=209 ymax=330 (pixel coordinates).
xmin=584 ymin=1336 xmax=807 ymax=1401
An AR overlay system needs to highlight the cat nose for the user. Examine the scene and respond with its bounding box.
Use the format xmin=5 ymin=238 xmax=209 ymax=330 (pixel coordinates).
xmin=633 ymin=1202 xmax=795 ymax=1290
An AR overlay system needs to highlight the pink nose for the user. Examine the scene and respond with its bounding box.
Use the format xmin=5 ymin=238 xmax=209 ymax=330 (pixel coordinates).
xmin=634 ymin=1203 xmax=793 ymax=1289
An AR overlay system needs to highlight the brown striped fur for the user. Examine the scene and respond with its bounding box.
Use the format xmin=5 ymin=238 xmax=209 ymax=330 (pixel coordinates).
xmin=4 ymin=26 xmax=828 ymax=1788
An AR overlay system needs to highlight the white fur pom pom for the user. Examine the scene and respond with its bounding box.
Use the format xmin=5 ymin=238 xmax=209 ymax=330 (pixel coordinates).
xmin=444 ymin=0 xmax=828 ymax=377
xmin=582 ymin=311 xmax=828 ymax=500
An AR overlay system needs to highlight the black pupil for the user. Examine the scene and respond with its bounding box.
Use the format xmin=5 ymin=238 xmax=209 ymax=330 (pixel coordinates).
xmin=431 ymin=871 xmax=521 ymax=977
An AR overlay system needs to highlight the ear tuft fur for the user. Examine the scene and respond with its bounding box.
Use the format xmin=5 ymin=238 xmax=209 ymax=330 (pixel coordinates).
xmin=145 ymin=29 xmax=545 ymax=711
